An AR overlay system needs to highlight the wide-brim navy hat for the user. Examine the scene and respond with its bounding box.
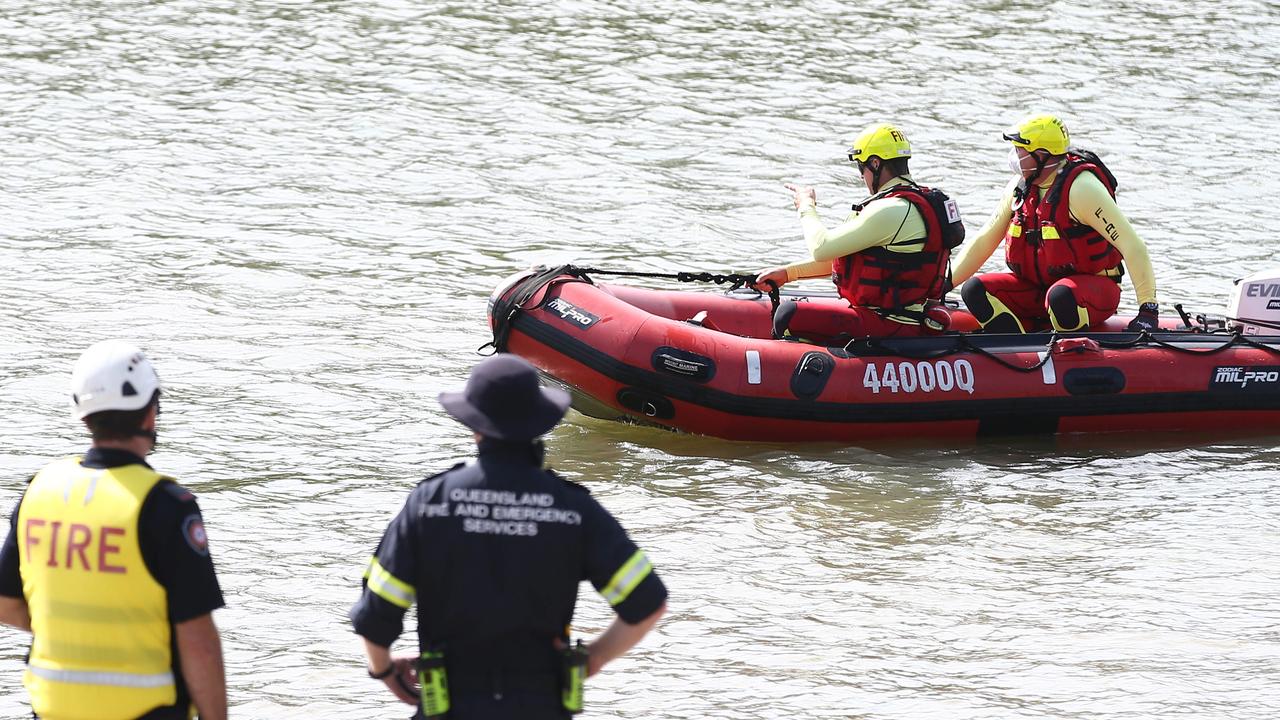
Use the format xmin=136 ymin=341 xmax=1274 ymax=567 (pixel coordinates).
xmin=439 ymin=354 xmax=571 ymax=441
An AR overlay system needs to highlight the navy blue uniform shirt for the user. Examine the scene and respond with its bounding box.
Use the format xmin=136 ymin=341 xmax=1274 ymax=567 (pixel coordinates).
xmin=350 ymin=439 xmax=667 ymax=681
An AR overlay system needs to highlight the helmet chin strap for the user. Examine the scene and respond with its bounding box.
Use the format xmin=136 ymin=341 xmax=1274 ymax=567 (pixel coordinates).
xmin=1028 ymin=152 xmax=1066 ymax=185
xmin=867 ymin=159 xmax=891 ymax=194
xmin=859 ymin=157 xmax=910 ymax=197
xmin=1020 ymin=151 xmax=1045 ymax=184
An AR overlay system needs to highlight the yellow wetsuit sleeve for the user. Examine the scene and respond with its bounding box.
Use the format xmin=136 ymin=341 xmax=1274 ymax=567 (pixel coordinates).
xmin=783 ymin=259 xmax=832 ymax=282
xmin=782 ymin=191 xmax=924 ymax=281
xmin=950 ymin=176 xmax=1018 ymax=286
xmin=1067 ymin=172 xmax=1158 ymax=305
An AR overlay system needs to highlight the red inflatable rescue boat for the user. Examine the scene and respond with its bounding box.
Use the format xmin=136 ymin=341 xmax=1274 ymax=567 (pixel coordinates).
xmin=486 ymin=265 xmax=1280 ymax=442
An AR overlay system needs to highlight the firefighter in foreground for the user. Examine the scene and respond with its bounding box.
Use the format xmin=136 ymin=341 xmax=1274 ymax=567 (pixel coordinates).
xmin=350 ymin=354 xmax=668 ymax=719
xmin=0 ymin=340 xmax=227 ymax=720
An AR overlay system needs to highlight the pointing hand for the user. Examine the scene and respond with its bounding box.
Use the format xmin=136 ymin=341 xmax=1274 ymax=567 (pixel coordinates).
xmin=783 ymin=183 xmax=817 ymax=210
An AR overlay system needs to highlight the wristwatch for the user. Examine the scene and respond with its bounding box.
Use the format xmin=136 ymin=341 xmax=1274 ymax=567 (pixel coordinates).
xmin=368 ymin=663 xmax=395 ymax=680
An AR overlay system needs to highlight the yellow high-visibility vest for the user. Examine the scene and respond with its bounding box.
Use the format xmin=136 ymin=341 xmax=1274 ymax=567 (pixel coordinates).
xmin=18 ymin=457 xmax=181 ymax=720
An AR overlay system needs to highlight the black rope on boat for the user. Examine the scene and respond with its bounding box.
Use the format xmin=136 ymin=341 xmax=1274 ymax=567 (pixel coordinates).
xmin=844 ymin=337 xmax=962 ymax=361
xmin=567 ymin=266 xmax=757 ymax=289
xmin=480 ymin=263 xmax=782 ymax=354
xmin=848 ymin=332 xmax=1059 ymax=370
xmin=845 ymin=333 xmax=1059 ymax=372
xmin=958 ymin=333 xmax=1059 ymax=372
xmin=569 ymin=266 xmax=781 ymax=319
xmin=1092 ymin=329 xmax=1280 ymax=357
xmin=848 ymin=327 xmax=1280 ymax=371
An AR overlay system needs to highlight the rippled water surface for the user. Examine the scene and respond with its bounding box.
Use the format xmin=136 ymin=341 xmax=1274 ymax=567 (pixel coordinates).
xmin=3 ymin=1 xmax=1279 ymax=718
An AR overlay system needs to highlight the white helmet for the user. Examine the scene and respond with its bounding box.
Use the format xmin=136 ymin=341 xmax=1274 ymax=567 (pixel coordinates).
xmin=71 ymin=341 xmax=161 ymax=420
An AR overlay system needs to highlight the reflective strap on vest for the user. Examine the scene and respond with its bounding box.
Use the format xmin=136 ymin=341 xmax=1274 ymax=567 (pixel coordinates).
xmin=601 ymin=551 xmax=652 ymax=606
xmin=28 ymin=663 xmax=174 ymax=689
xmin=1040 ymin=225 xmax=1061 ymax=240
xmin=1009 ymin=224 xmax=1023 ymax=237
xmin=364 ymin=556 xmax=415 ymax=609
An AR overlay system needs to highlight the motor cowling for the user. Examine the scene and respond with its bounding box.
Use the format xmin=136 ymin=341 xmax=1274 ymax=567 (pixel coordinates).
xmin=1227 ymin=267 xmax=1280 ymax=335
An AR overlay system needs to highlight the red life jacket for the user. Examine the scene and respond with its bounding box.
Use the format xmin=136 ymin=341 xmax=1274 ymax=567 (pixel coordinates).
xmin=1004 ymin=150 xmax=1125 ymax=287
xmin=830 ymin=183 xmax=960 ymax=314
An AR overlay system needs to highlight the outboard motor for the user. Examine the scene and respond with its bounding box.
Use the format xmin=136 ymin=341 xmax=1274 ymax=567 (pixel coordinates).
xmin=1227 ymin=267 xmax=1280 ymax=335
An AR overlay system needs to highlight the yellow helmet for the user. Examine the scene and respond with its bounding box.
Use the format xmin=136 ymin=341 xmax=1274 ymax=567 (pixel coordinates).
xmin=1003 ymin=113 xmax=1070 ymax=155
xmin=848 ymin=123 xmax=912 ymax=164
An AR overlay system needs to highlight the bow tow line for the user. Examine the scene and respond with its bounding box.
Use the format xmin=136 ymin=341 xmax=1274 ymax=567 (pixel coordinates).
xmin=482 ymin=264 xmax=780 ymax=355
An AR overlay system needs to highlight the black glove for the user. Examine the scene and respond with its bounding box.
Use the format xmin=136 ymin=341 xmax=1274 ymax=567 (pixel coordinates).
xmin=1126 ymin=302 xmax=1159 ymax=332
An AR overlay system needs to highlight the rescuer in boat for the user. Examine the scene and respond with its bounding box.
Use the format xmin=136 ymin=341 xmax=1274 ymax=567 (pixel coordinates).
xmin=751 ymin=122 xmax=966 ymax=344
xmin=350 ymin=354 xmax=667 ymax=719
xmin=952 ymin=113 xmax=1160 ymax=333
xmin=0 ymin=341 xmax=227 ymax=720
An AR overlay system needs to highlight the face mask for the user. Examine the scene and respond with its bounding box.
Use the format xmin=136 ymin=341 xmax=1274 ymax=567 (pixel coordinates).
xmin=1008 ymin=147 xmax=1025 ymax=175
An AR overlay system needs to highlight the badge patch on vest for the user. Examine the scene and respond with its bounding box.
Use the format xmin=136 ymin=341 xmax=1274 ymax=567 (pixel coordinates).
xmin=182 ymin=515 xmax=209 ymax=556
xmin=943 ymin=197 xmax=961 ymax=224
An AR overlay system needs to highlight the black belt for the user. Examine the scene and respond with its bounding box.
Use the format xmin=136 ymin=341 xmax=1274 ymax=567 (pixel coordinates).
xmin=449 ymin=669 xmax=559 ymax=694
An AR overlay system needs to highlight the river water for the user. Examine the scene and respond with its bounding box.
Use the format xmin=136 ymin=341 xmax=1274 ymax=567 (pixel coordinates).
xmin=2 ymin=1 xmax=1279 ymax=718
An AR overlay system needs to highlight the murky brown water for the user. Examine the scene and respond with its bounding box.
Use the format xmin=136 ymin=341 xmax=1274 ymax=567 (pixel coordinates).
xmin=2 ymin=2 xmax=1279 ymax=718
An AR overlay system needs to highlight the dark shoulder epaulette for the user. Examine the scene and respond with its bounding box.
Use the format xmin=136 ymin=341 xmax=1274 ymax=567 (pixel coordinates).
xmin=417 ymin=462 xmax=465 ymax=487
xmin=159 ymin=479 xmax=197 ymax=503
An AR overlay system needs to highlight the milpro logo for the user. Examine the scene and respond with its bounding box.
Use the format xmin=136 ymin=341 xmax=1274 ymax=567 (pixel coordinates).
xmin=1211 ymin=365 xmax=1280 ymax=391
xmin=545 ymin=298 xmax=599 ymax=329
xmin=1268 ymin=299 xmax=1280 ymax=311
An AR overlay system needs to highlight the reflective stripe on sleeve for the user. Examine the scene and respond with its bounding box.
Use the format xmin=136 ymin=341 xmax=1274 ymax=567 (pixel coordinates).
xmin=364 ymin=556 xmax=415 ymax=609
xmin=27 ymin=663 xmax=174 ymax=688
xmin=600 ymin=550 xmax=652 ymax=607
